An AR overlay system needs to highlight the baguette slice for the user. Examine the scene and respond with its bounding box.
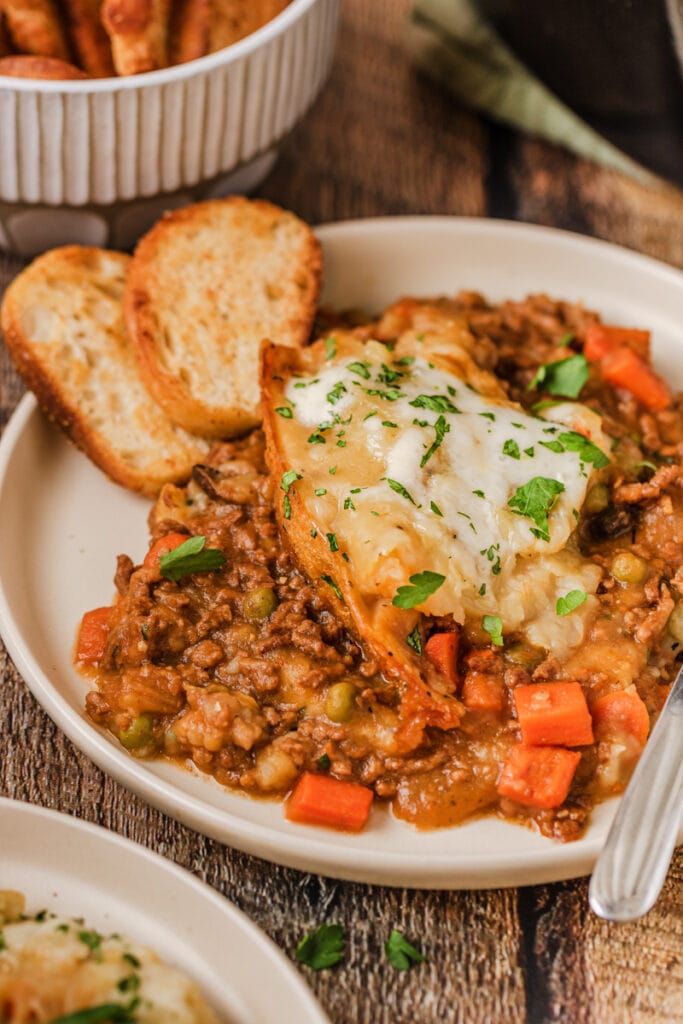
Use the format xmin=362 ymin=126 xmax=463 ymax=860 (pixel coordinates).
xmin=101 ymin=0 xmax=169 ymax=75
xmin=2 ymin=0 xmax=70 ymax=60
xmin=0 ymin=246 xmax=209 ymax=497
xmin=0 ymin=54 xmax=89 ymax=77
xmin=125 ymin=197 xmax=322 ymax=437
xmin=62 ymin=0 xmax=115 ymax=77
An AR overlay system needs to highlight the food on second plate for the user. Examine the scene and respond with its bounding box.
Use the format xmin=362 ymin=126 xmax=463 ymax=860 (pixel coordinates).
xmin=0 ymin=891 xmax=221 ymax=1023
xmin=0 ymin=245 xmax=209 ymax=496
xmin=78 ymin=289 xmax=682 ymax=841
xmin=0 ymin=54 xmax=89 ymax=78
xmin=124 ymin=197 xmax=322 ymax=438
xmin=0 ymin=0 xmax=291 ymax=78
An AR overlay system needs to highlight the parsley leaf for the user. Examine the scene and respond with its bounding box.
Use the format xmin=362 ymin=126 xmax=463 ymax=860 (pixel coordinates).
xmin=385 ymin=930 xmax=426 ymax=971
xmin=392 ymin=571 xmax=446 ymax=609
xmin=327 ymin=381 xmax=347 ymax=405
xmin=421 ymin=414 xmax=451 ymax=468
xmin=406 ymin=625 xmax=423 ymax=654
xmin=275 ymin=406 xmax=293 ymax=418
xmin=296 ymin=924 xmax=345 ymax=970
xmin=280 ymin=470 xmax=301 ymax=520
xmin=321 ymin=575 xmax=343 ymax=601
xmin=528 ymin=354 xmax=589 ymax=398
xmin=482 ymin=614 xmax=504 ymax=646
xmin=556 ymin=589 xmax=588 ymax=616
xmin=557 ymin=431 xmax=610 ymax=468
xmin=318 ymin=753 xmax=331 ymax=770
xmin=159 ymin=536 xmax=226 ymax=581
xmin=430 ymin=500 xmax=444 ymax=517
xmin=49 ymin=1004 xmax=138 ymax=1023
xmin=409 ymin=394 xmax=461 ymax=414
xmin=324 ymin=336 xmax=337 ymax=360
xmin=507 ymin=477 xmax=566 ymax=542
xmin=386 ymin=478 xmax=420 ymax=506
xmin=377 ymin=362 xmax=404 ymax=385
xmin=326 ymin=532 xmax=339 ymax=552
xmin=363 ymin=386 xmax=405 ymax=402
xmin=346 ymin=360 xmax=371 ymax=379
xmin=502 ymin=439 xmax=520 ymax=460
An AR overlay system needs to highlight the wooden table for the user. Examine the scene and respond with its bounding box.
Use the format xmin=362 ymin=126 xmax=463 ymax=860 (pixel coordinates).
xmin=2 ymin=2 xmax=683 ymax=1021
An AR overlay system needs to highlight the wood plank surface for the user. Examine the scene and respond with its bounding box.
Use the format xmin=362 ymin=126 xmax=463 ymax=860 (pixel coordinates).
xmin=1 ymin=1 xmax=683 ymax=1021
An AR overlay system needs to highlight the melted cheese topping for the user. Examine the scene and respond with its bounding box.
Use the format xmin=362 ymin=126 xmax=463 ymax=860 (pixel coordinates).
xmin=282 ymin=338 xmax=605 ymax=651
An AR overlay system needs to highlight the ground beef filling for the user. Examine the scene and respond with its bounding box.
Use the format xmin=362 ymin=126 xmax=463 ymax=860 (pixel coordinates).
xmin=84 ymin=294 xmax=683 ymax=842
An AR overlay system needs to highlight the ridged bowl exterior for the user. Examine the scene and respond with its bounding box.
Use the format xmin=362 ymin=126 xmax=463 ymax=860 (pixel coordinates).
xmin=0 ymin=0 xmax=339 ymax=252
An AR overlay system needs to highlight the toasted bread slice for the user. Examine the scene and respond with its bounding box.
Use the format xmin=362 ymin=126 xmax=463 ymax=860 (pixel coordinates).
xmin=0 ymin=246 xmax=209 ymax=496
xmin=0 ymin=54 xmax=89 ymax=77
xmin=125 ymin=197 xmax=322 ymax=437
xmin=101 ymin=0 xmax=169 ymax=75
xmin=62 ymin=0 xmax=115 ymax=77
xmin=208 ymin=0 xmax=289 ymax=51
xmin=0 ymin=12 xmax=12 ymax=56
xmin=169 ymin=0 xmax=210 ymax=63
xmin=2 ymin=0 xmax=70 ymax=60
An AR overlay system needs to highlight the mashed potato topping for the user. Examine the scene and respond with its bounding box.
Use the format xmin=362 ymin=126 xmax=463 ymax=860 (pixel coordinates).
xmin=0 ymin=893 xmax=220 ymax=1024
xmin=280 ymin=333 xmax=606 ymax=654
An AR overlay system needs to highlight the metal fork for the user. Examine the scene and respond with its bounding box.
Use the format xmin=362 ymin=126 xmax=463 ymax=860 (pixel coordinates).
xmin=589 ymin=662 xmax=683 ymax=920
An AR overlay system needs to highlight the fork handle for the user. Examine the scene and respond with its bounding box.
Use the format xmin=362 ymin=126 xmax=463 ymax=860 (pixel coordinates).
xmin=589 ymin=666 xmax=683 ymax=921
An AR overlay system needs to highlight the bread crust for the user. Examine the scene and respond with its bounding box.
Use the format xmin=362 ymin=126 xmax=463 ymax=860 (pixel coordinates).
xmin=0 ymin=53 xmax=88 ymax=77
xmin=207 ymin=0 xmax=289 ymax=51
xmin=124 ymin=197 xmax=322 ymax=438
xmin=2 ymin=0 xmax=70 ymax=60
xmin=169 ymin=0 xmax=210 ymax=64
xmin=101 ymin=0 xmax=169 ymax=74
xmin=0 ymin=245 xmax=208 ymax=496
xmin=62 ymin=0 xmax=114 ymax=77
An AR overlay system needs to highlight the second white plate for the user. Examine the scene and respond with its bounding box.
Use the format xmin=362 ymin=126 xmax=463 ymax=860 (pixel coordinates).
xmin=1 ymin=217 xmax=683 ymax=888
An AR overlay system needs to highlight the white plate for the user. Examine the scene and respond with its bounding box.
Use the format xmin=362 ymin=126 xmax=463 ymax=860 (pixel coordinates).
xmin=0 ymin=797 xmax=329 ymax=1023
xmin=1 ymin=217 xmax=683 ymax=889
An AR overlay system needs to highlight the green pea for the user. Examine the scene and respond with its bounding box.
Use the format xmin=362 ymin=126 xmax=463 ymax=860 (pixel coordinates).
xmin=667 ymin=603 xmax=683 ymax=644
xmin=243 ymin=586 xmax=278 ymax=620
xmin=583 ymin=483 xmax=610 ymax=515
xmin=610 ymin=552 xmax=648 ymax=585
xmin=325 ymin=682 xmax=357 ymax=723
xmin=119 ymin=713 xmax=154 ymax=751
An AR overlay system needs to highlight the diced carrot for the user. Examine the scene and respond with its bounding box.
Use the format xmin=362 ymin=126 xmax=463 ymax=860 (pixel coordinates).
xmin=591 ymin=690 xmax=650 ymax=747
xmin=584 ymin=323 xmax=650 ymax=361
xmin=461 ymin=673 xmax=505 ymax=713
xmin=76 ymin=606 xmax=113 ymax=665
xmin=497 ymin=744 xmax=581 ymax=809
xmin=425 ymin=631 xmax=460 ymax=690
xmin=143 ymin=532 xmax=190 ymax=568
xmin=513 ymin=681 xmax=593 ymax=747
xmin=601 ymin=346 xmax=671 ymax=412
xmin=285 ymin=772 xmax=373 ymax=832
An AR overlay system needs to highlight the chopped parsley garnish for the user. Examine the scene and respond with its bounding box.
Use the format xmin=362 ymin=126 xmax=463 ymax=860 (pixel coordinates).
xmin=363 ymin=385 xmax=405 ymax=402
xmin=321 ymin=575 xmax=343 ymax=601
xmin=294 ymin=377 xmax=320 ymax=388
xmin=324 ymin=336 xmax=337 ymax=360
xmin=479 ymin=411 xmax=496 ymax=421
xmin=511 ymin=422 xmax=525 ymax=429
xmin=382 ymin=420 xmax=398 ymax=428
xmin=326 ymin=533 xmax=339 ymax=552
xmin=409 ymin=394 xmax=461 ymax=414
xmin=280 ymin=469 xmax=302 ymax=520
xmin=392 ymin=571 xmax=446 ymax=609
xmin=556 ymin=589 xmax=588 ymax=616
xmin=329 ymin=466 xmax=337 ymax=475
xmin=315 ymin=487 xmax=327 ymax=496
xmin=343 ymin=496 xmax=356 ymax=510
xmin=396 ymin=356 xmax=415 ymax=366
xmin=122 ymin=953 xmax=141 ymax=969
xmin=296 ymin=923 xmax=345 ymax=970
xmin=480 ymin=543 xmax=501 ymax=575
xmin=346 ymin=360 xmax=371 ymax=379
xmin=507 ymin=476 xmax=565 ymax=542
xmin=524 ymin=447 xmax=535 ymax=457
xmin=540 ymin=440 xmax=565 ymax=454
xmin=420 ymin=414 xmax=450 ymax=468
xmin=363 ymin=410 xmax=379 ymax=421
xmin=159 ymin=536 xmax=226 ymax=581
xmin=528 ymin=353 xmax=589 ymax=398
xmin=473 ymin=489 xmax=485 ymax=498
xmin=478 ymin=583 xmax=486 ymax=596
xmin=275 ymin=406 xmax=293 ymax=418
xmin=502 ymin=439 xmax=520 ymax=460
xmin=406 ymin=625 xmax=423 ymax=653
xmin=385 ymin=930 xmax=426 ymax=971
xmin=430 ymin=500 xmax=443 ymax=517
xmin=386 ymin=479 xmax=420 ymax=506
xmin=318 ymin=753 xmax=331 ymax=770
xmin=49 ymin=1003 xmax=138 ymax=1023
xmin=326 ymin=381 xmax=347 ymax=405
xmin=557 ymin=431 xmax=610 ymax=468
xmin=337 ymin=439 xmax=347 ymax=447
xmin=377 ymin=362 xmax=404 ymax=384
xmin=558 ymin=330 xmax=575 ymax=347
xmin=117 ymin=975 xmax=140 ymax=994
xmin=310 ymin=528 xmax=318 ymax=538
xmin=308 ymin=430 xmax=326 ymax=444
xmin=482 ymin=614 xmax=504 ymax=646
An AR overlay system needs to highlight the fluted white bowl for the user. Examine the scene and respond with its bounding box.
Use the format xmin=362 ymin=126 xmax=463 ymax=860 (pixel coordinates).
xmin=0 ymin=0 xmax=339 ymax=255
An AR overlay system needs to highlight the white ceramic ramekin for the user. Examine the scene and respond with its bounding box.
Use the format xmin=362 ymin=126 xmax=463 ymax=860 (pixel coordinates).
xmin=0 ymin=0 xmax=339 ymax=255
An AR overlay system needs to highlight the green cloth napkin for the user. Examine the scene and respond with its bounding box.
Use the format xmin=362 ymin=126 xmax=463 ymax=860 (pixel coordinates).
xmin=407 ymin=0 xmax=659 ymax=185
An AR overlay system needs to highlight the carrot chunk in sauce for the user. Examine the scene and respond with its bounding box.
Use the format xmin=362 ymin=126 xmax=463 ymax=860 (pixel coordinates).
xmin=513 ymin=681 xmax=594 ymax=747
xmin=591 ymin=690 xmax=650 ymax=748
xmin=497 ymin=744 xmax=581 ymax=809
xmin=76 ymin=606 xmax=113 ymax=665
xmin=286 ymin=772 xmax=373 ymax=832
